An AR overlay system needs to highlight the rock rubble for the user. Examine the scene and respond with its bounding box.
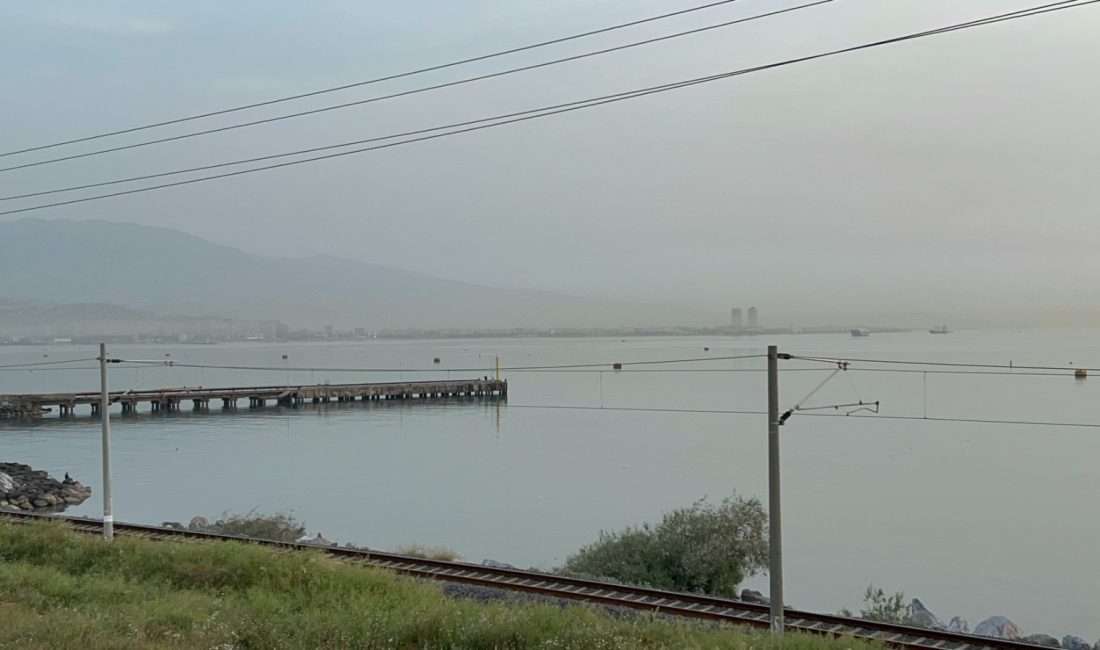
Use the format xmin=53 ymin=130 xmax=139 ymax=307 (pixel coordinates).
xmin=0 ymin=463 xmax=91 ymax=512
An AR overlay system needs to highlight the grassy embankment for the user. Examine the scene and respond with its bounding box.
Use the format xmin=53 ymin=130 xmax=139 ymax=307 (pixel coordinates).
xmin=0 ymin=521 xmax=880 ymax=649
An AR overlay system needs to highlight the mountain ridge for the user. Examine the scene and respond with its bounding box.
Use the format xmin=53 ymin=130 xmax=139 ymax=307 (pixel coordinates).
xmin=0 ymin=218 xmax=712 ymax=329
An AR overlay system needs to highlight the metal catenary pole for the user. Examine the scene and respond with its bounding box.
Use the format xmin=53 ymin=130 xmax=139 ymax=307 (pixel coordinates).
xmin=767 ymin=345 xmax=783 ymax=633
xmin=99 ymin=342 xmax=114 ymax=542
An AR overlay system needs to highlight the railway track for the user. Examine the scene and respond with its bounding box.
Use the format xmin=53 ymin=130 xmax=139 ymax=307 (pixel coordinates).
xmin=0 ymin=511 xmax=1045 ymax=650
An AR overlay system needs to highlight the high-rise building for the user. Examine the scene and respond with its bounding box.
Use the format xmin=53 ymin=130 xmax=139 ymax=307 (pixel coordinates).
xmin=747 ymin=306 xmax=759 ymax=328
xmin=730 ymin=308 xmax=744 ymax=329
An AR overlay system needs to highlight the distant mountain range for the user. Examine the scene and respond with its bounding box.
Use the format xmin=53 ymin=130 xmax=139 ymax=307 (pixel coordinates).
xmin=0 ymin=297 xmax=200 ymax=339
xmin=0 ymin=218 xmax=711 ymax=329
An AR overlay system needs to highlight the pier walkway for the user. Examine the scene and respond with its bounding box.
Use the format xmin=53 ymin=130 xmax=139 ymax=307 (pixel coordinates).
xmin=0 ymin=379 xmax=507 ymax=418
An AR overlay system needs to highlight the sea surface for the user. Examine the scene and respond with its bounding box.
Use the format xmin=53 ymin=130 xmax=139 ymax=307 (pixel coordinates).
xmin=1 ymin=330 xmax=1097 ymax=638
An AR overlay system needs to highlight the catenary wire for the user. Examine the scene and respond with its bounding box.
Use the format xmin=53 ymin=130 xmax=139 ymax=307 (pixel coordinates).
xmin=0 ymin=357 xmax=99 ymax=369
xmin=0 ymin=1 xmax=831 ymax=174
xmin=0 ymin=366 xmax=1081 ymax=376
xmin=0 ymin=365 xmax=147 ymax=373
xmin=1 ymin=0 xmax=1092 ymax=217
xmin=115 ymin=354 xmax=766 ymax=373
xmin=503 ymin=404 xmax=1100 ymax=428
xmin=0 ymin=0 xmax=753 ymax=159
xmin=788 ymin=354 xmax=1100 ymax=373
xmin=797 ymin=411 xmax=1100 ymax=429
xmin=0 ymin=357 xmax=1084 ymax=377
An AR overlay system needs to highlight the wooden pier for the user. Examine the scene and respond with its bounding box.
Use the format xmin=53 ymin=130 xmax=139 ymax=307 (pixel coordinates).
xmin=0 ymin=379 xmax=507 ymax=418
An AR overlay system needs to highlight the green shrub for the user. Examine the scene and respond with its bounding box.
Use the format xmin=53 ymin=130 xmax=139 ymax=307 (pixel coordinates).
xmin=562 ymin=494 xmax=768 ymax=597
xmin=201 ymin=511 xmax=306 ymax=542
xmin=840 ymin=584 xmax=914 ymax=624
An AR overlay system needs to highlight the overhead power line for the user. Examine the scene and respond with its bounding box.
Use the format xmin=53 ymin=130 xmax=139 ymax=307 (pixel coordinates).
xmin=116 ymin=354 xmax=766 ymax=373
xmin=789 ymin=354 xmax=1100 ymax=374
xmin=797 ymin=411 xmax=1100 ymax=429
xmin=0 ymin=1 xmax=829 ymax=203
xmin=0 ymin=357 xmax=99 ymax=370
xmin=0 ymin=364 xmax=1076 ymax=376
xmin=0 ymin=0 xmax=830 ymax=173
xmin=1 ymin=0 xmax=1093 ymax=217
xmin=508 ymin=404 xmax=768 ymax=416
xmin=505 ymin=404 xmax=1100 ymax=429
xmin=0 ymin=365 xmax=147 ymax=373
xmin=0 ymin=0 xmax=751 ymax=159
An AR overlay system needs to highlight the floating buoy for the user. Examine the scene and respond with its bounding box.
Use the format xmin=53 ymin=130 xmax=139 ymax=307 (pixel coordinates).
xmin=433 ymin=357 xmax=441 ymax=364
xmin=704 ymin=347 xmax=710 ymax=351
xmin=1075 ymin=368 xmax=1087 ymax=379
xmin=612 ymin=363 xmax=623 ymax=370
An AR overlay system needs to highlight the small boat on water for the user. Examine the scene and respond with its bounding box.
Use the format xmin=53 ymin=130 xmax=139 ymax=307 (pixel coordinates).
xmin=929 ymin=325 xmax=951 ymax=334
xmin=850 ymin=328 xmax=870 ymax=337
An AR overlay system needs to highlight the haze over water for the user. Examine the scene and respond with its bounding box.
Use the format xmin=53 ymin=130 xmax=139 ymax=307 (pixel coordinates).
xmin=1 ymin=330 xmax=1097 ymax=638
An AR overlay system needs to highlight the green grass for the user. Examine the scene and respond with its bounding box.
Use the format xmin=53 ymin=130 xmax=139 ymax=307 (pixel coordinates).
xmin=0 ymin=521 xmax=882 ymax=650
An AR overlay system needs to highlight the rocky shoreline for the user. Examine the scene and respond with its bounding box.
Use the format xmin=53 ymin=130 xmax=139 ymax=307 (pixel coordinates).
xmin=0 ymin=463 xmax=92 ymax=512
xmin=908 ymin=599 xmax=1098 ymax=650
xmin=739 ymin=591 xmax=1097 ymax=648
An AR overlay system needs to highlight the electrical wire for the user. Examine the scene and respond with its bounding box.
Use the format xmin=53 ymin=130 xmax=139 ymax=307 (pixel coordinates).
xmin=0 ymin=20 xmax=811 ymax=204
xmin=0 ymin=357 xmax=99 ymax=369
xmin=0 ymin=360 xmax=1083 ymax=377
xmin=504 ymin=404 xmax=1100 ymax=428
xmin=789 ymin=354 xmax=1100 ymax=374
xmin=0 ymin=77 xmax=722 ymax=206
xmin=506 ymin=404 xmax=1100 ymax=428
xmin=505 ymin=404 xmax=766 ymax=416
xmin=116 ymin=353 xmax=766 ymax=373
xmin=798 ymin=411 xmax=1100 ymax=429
xmin=2 ymin=0 xmax=1094 ymax=217
xmin=0 ymin=365 xmax=147 ymax=373
xmin=0 ymin=0 xmax=752 ymax=159
xmin=0 ymin=1 xmax=831 ymax=174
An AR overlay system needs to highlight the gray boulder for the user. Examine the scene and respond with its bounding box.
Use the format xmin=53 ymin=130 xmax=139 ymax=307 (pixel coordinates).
xmin=297 ymin=532 xmax=332 ymax=546
xmin=1062 ymin=636 xmax=1090 ymax=650
xmin=974 ymin=616 xmax=1021 ymax=639
xmin=740 ymin=589 xmax=769 ymax=604
xmin=1022 ymin=634 xmax=1060 ymax=647
xmin=481 ymin=559 xmax=516 ymax=569
xmin=910 ymin=599 xmax=945 ymax=630
xmin=948 ymin=617 xmax=970 ymax=634
xmin=188 ymin=516 xmax=210 ymax=530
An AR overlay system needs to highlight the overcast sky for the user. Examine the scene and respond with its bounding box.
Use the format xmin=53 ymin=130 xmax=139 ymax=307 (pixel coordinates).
xmin=2 ymin=1 xmax=1099 ymax=325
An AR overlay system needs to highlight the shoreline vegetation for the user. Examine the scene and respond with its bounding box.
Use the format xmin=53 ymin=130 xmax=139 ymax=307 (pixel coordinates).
xmin=0 ymin=520 xmax=882 ymax=650
xmin=3 ymin=475 xmax=1094 ymax=647
xmin=180 ymin=507 xmax=1098 ymax=649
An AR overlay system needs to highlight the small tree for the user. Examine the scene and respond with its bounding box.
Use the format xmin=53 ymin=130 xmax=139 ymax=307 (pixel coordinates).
xmin=562 ymin=494 xmax=768 ymax=598
xmin=840 ymin=584 xmax=914 ymax=624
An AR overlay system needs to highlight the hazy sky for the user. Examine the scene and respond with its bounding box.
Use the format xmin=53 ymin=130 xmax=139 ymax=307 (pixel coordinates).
xmin=2 ymin=1 xmax=1099 ymax=324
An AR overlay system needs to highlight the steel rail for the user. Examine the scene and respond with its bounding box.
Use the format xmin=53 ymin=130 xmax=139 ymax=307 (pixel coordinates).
xmin=0 ymin=511 xmax=1048 ymax=650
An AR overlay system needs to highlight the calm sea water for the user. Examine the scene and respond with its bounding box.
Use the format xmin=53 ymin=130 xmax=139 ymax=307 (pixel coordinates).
xmin=1 ymin=330 xmax=1097 ymax=638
